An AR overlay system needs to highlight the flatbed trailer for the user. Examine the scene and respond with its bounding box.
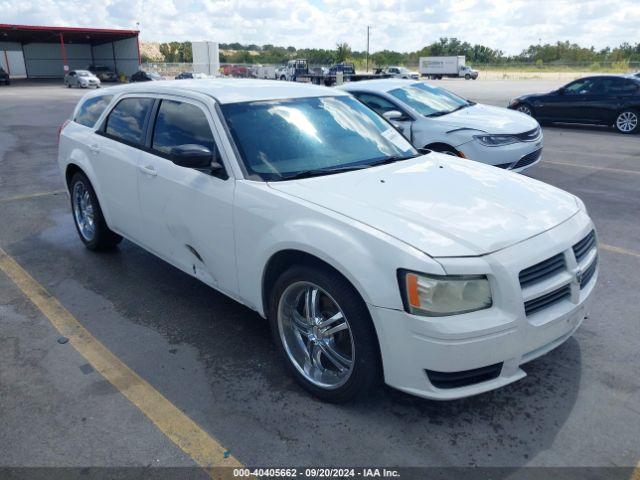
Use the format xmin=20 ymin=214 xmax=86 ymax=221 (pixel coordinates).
xmin=303 ymin=72 xmax=392 ymax=86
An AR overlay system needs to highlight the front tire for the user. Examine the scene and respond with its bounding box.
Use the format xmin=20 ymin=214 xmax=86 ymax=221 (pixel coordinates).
xmin=268 ymin=265 xmax=380 ymax=403
xmin=69 ymin=172 xmax=122 ymax=251
xmin=465 ymin=74 xmax=471 ymax=80
xmin=614 ymin=110 xmax=639 ymax=134
xmin=516 ymin=103 xmax=534 ymax=117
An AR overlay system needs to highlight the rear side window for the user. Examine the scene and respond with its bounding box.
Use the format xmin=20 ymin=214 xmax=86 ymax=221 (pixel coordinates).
xmin=152 ymin=100 xmax=216 ymax=154
xmin=605 ymin=78 xmax=639 ymax=95
xmin=105 ymin=97 xmax=154 ymax=145
xmin=75 ymin=95 xmax=113 ymax=128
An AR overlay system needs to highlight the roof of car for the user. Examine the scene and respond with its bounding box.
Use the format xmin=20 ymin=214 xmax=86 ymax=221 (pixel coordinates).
xmin=337 ymin=78 xmax=421 ymax=93
xmin=89 ymin=78 xmax=346 ymax=104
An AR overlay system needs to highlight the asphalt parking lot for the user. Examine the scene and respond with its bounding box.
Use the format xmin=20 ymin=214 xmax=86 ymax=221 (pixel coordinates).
xmin=1 ymin=79 xmax=639 ymax=478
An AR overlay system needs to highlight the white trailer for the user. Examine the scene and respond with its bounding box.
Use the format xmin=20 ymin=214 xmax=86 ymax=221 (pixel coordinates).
xmin=419 ymin=56 xmax=478 ymax=80
xmin=254 ymin=65 xmax=276 ymax=79
xmin=192 ymin=41 xmax=220 ymax=77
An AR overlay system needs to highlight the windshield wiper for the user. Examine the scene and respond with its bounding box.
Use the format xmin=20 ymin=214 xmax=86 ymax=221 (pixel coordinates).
xmin=448 ymin=103 xmax=472 ymax=113
xmin=279 ymin=154 xmax=421 ymax=180
xmin=425 ymin=111 xmax=449 ymax=117
xmin=280 ymin=164 xmax=372 ymax=180
xmin=367 ymin=153 xmax=422 ymax=167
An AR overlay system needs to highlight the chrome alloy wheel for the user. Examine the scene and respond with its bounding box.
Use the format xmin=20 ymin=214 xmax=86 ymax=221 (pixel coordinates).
xmin=72 ymin=181 xmax=96 ymax=241
xmin=616 ymin=111 xmax=638 ymax=133
xmin=277 ymin=282 xmax=355 ymax=389
xmin=517 ymin=104 xmax=532 ymax=116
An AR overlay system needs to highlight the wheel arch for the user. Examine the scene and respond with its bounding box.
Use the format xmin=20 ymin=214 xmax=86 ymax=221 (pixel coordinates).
xmin=261 ymin=249 xmax=368 ymax=318
xmin=261 ymin=248 xmax=384 ymax=372
xmin=423 ymin=142 xmax=461 ymax=156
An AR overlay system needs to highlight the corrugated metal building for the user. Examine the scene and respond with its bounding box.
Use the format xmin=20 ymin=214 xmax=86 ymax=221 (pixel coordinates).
xmin=0 ymin=24 xmax=140 ymax=79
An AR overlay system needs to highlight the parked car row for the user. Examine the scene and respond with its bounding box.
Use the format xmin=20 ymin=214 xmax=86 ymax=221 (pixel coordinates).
xmin=59 ymin=78 xmax=598 ymax=403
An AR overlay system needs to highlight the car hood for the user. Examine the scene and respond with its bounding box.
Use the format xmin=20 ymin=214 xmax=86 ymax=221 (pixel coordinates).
xmin=268 ymin=154 xmax=578 ymax=257
xmin=430 ymin=103 xmax=539 ymax=134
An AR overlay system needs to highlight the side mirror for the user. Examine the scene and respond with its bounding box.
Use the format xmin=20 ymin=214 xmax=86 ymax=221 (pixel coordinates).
xmin=383 ymin=110 xmax=405 ymax=121
xmin=170 ymin=144 xmax=224 ymax=176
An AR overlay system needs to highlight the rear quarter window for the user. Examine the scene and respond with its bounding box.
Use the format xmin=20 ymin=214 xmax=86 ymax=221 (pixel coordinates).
xmin=75 ymin=95 xmax=114 ymax=128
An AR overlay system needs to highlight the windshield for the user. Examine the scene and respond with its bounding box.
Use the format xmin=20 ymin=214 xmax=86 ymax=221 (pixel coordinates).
xmin=221 ymin=96 xmax=417 ymax=181
xmin=148 ymin=72 xmax=162 ymax=79
xmin=77 ymin=71 xmax=91 ymax=77
xmin=389 ymin=82 xmax=470 ymax=116
xmin=398 ymin=67 xmax=411 ymax=73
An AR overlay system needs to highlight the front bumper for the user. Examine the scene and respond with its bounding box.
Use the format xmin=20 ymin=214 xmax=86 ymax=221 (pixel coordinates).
xmin=456 ymin=136 xmax=544 ymax=173
xmin=368 ymin=213 xmax=597 ymax=400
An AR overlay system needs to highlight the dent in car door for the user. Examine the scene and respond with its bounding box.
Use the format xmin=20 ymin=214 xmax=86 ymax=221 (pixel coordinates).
xmin=136 ymin=98 xmax=237 ymax=294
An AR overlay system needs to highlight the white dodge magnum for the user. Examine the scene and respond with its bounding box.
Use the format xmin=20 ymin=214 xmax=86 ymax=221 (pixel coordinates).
xmin=58 ymin=79 xmax=598 ymax=403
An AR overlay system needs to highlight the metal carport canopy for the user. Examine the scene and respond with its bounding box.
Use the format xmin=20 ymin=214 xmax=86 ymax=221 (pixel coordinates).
xmin=0 ymin=24 xmax=141 ymax=78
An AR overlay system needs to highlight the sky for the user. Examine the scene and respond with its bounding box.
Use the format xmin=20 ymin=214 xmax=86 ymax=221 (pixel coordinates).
xmin=1 ymin=0 xmax=639 ymax=54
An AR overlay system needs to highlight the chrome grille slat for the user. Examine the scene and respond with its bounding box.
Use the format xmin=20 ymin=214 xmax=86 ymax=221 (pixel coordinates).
xmin=524 ymin=284 xmax=571 ymax=316
xmin=580 ymin=255 xmax=598 ymax=288
xmin=519 ymin=252 xmax=565 ymax=288
xmin=573 ymin=230 xmax=596 ymax=263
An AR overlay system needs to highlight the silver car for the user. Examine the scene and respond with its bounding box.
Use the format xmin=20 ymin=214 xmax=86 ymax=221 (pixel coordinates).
xmin=64 ymin=70 xmax=101 ymax=89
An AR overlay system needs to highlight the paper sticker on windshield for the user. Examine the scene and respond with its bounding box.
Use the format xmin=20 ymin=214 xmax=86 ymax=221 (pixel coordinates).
xmin=382 ymin=128 xmax=412 ymax=151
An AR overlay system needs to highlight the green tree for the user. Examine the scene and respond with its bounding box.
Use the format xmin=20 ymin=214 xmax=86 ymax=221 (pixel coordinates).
xmin=336 ymin=42 xmax=351 ymax=63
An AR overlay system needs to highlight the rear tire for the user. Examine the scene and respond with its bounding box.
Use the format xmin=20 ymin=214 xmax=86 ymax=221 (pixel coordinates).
xmin=268 ymin=264 xmax=380 ymax=403
xmin=69 ymin=172 xmax=122 ymax=251
xmin=614 ymin=109 xmax=639 ymax=134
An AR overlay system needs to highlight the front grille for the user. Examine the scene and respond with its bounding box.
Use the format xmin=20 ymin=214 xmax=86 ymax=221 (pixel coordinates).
xmin=524 ymin=284 xmax=571 ymax=316
xmin=512 ymin=148 xmax=542 ymax=169
xmin=519 ymin=252 xmax=565 ymax=288
xmin=573 ymin=230 xmax=596 ymax=263
xmin=581 ymin=255 xmax=598 ymax=288
xmin=426 ymin=363 xmax=503 ymax=389
xmin=514 ymin=126 xmax=542 ymax=142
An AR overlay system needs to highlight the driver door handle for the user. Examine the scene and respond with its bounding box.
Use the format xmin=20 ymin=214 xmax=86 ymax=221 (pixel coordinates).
xmin=139 ymin=165 xmax=157 ymax=177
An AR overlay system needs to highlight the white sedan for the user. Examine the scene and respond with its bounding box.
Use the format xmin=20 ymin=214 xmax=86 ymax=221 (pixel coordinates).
xmin=58 ymin=79 xmax=597 ymax=402
xmin=339 ymin=79 xmax=543 ymax=172
xmin=64 ymin=70 xmax=101 ymax=89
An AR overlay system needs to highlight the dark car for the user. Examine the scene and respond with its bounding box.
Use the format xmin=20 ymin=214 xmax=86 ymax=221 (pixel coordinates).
xmin=508 ymin=75 xmax=640 ymax=134
xmin=87 ymin=65 xmax=118 ymax=82
xmin=175 ymin=72 xmax=193 ymax=79
xmin=0 ymin=67 xmax=9 ymax=85
xmin=130 ymin=70 xmax=163 ymax=82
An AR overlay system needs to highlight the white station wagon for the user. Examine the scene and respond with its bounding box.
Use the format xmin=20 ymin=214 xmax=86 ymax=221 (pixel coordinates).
xmin=58 ymin=80 xmax=598 ymax=402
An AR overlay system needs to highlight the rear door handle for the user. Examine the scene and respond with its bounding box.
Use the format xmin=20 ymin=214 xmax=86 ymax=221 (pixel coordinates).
xmin=89 ymin=144 xmax=100 ymax=154
xmin=139 ymin=165 xmax=157 ymax=177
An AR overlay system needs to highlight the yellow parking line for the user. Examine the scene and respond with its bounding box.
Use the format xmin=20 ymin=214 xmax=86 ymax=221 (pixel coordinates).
xmin=601 ymin=243 xmax=640 ymax=259
xmin=0 ymin=189 xmax=67 ymax=204
xmin=541 ymin=161 xmax=640 ymax=176
xmin=0 ymin=247 xmax=242 ymax=476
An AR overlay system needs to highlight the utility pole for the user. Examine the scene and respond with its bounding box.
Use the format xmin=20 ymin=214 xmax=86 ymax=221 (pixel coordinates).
xmin=366 ymin=25 xmax=371 ymax=72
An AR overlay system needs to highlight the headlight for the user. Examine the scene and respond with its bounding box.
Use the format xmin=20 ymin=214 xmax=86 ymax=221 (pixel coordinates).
xmin=399 ymin=270 xmax=492 ymax=316
xmin=473 ymin=134 xmax=519 ymax=146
